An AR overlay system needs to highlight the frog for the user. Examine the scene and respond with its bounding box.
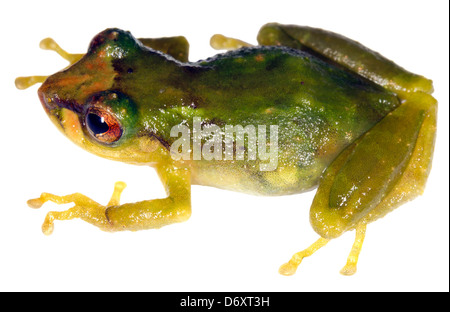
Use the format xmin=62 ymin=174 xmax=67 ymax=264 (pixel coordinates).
xmin=15 ymin=23 xmax=437 ymax=276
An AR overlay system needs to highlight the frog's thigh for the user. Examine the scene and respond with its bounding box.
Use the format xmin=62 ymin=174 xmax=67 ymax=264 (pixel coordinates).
xmin=281 ymin=93 xmax=436 ymax=275
xmin=138 ymin=37 xmax=190 ymax=62
xmin=257 ymin=23 xmax=433 ymax=97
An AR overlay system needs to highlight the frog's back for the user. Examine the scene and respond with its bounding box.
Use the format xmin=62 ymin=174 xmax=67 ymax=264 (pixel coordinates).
xmin=187 ymin=46 xmax=401 ymax=195
xmin=193 ymin=46 xmax=399 ymax=122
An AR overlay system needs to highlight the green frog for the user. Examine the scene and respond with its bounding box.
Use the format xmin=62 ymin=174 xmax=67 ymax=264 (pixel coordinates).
xmin=16 ymin=23 xmax=437 ymax=275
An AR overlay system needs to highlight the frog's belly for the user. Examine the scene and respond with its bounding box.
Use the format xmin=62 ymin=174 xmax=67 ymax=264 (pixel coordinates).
xmin=190 ymin=158 xmax=327 ymax=196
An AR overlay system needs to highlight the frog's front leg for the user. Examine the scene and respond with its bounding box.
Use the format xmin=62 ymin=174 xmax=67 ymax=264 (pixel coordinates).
xmin=106 ymin=164 xmax=191 ymax=231
xmin=281 ymin=92 xmax=437 ymax=275
xmin=15 ymin=38 xmax=84 ymax=90
xmin=210 ymin=34 xmax=253 ymax=51
xmin=28 ymin=182 xmax=127 ymax=234
xmin=138 ymin=36 xmax=190 ymax=62
xmin=28 ymin=164 xmax=191 ymax=234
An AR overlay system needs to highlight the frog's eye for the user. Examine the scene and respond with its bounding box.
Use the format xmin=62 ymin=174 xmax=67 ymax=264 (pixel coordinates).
xmin=85 ymin=107 xmax=123 ymax=144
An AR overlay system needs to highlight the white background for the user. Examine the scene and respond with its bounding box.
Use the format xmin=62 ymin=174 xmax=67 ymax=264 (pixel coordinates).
xmin=0 ymin=0 xmax=448 ymax=292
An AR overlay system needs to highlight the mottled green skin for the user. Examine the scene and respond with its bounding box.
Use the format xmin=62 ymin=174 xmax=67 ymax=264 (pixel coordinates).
xmin=28 ymin=26 xmax=437 ymax=273
xmin=105 ymin=29 xmax=400 ymax=195
xmin=38 ymin=29 xmax=400 ymax=195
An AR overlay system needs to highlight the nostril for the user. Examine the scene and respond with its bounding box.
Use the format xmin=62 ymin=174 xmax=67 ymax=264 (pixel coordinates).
xmin=38 ymin=89 xmax=54 ymax=112
xmin=38 ymin=87 xmax=62 ymax=113
xmin=37 ymin=88 xmax=83 ymax=114
xmin=38 ymin=89 xmax=48 ymax=112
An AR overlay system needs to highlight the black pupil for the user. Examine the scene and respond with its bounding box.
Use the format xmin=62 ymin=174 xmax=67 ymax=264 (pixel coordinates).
xmin=87 ymin=113 xmax=109 ymax=135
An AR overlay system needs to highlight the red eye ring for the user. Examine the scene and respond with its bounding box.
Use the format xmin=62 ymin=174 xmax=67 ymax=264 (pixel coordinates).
xmin=85 ymin=107 xmax=123 ymax=144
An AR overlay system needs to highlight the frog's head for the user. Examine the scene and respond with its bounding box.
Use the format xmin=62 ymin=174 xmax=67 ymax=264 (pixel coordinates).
xmin=18 ymin=29 xmax=171 ymax=165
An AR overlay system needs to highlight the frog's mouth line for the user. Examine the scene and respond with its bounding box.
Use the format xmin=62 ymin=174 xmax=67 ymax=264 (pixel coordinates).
xmin=38 ymin=90 xmax=85 ymax=143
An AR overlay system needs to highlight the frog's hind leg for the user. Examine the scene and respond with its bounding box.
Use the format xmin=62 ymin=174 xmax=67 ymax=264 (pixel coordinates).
xmin=15 ymin=38 xmax=83 ymax=90
xmin=279 ymin=222 xmax=367 ymax=276
xmin=279 ymin=237 xmax=329 ymax=276
xmin=257 ymin=23 xmax=433 ymax=98
xmin=281 ymin=92 xmax=436 ymax=276
xmin=339 ymin=222 xmax=367 ymax=275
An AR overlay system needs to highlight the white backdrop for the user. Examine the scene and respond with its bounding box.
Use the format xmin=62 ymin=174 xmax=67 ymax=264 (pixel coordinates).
xmin=1 ymin=0 xmax=448 ymax=292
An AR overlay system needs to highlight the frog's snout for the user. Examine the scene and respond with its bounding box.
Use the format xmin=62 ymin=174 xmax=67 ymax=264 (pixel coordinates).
xmin=38 ymin=86 xmax=55 ymax=115
xmin=38 ymin=85 xmax=85 ymax=145
xmin=38 ymin=74 xmax=85 ymax=115
xmin=38 ymin=87 xmax=80 ymax=116
xmin=37 ymin=81 xmax=84 ymax=138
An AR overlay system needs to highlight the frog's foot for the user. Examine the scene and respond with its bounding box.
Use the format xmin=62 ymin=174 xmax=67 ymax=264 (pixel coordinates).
xmin=39 ymin=38 xmax=84 ymax=65
xmin=279 ymin=222 xmax=367 ymax=276
xmin=28 ymin=165 xmax=192 ymax=234
xmin=210 ymin=34 xmax=253 ymax=51
xmin=14 ymin=76 xmax=48 ymax=90
xmin=27 ymin=181 xmax=126 ymax=235
xmin=278 ymin=237 xmax=329 ymax=276
xmin=15 ymin=38 xmax=84 ymax=90
xmin=339 ymin=223 xmax=367 ymax=275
